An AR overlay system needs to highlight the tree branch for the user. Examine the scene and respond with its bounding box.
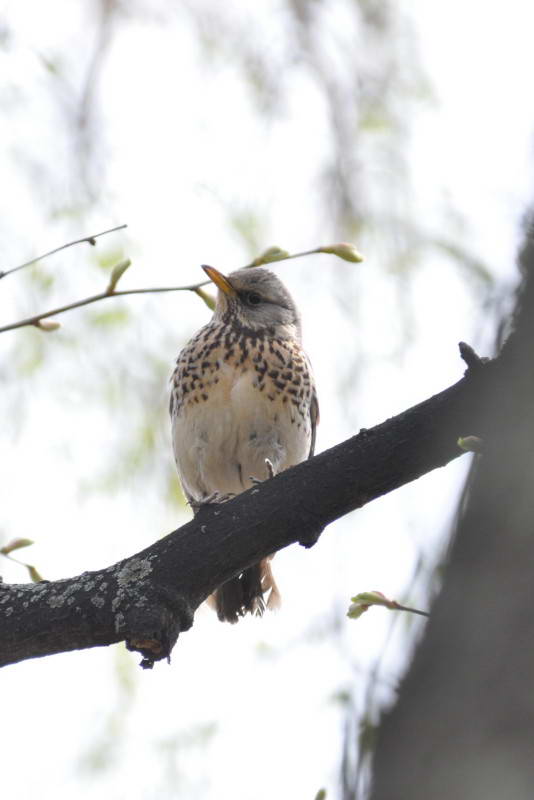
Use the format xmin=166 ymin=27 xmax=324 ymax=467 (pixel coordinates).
xmin=0 ymin=224 xmax=128 ymax=280
xmin=0 ymin=346 xmax=495 ymax=669
xmin=0 ymin=282 xmax=213 ymax=334
xmin=0 ymin=241 xmax=363 ymax=333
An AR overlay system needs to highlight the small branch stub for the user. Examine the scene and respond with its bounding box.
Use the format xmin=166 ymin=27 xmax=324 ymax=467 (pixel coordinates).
xmin=459 ymin=341 xmax=488 ymax=373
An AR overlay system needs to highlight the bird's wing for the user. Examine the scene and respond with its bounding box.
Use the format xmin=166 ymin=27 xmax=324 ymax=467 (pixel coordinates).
xmin=308 ymin=388 xmax=320 ymax=458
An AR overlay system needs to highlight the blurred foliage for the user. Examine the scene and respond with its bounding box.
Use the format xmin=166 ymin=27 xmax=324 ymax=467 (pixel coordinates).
xmin=13 ymin=329 xmax=46 ymax=377
xmin=152 ymin=723 xmax=218 ymax=798
xmin=93 ymin=247 xmax=127 ymax=272
xmin=228 ymin=208 xmax=265 ymax=256
xmin=78 ymin=643 xmax=138 ymax=775
xmin=89 ymin=307 xmax=131 ymax=327
xmin=0 ymin=1 xmax=500 ymax=797
xmin=186 ymin=0 xmax=424 ymax=236
xmin=1 ymin=0 xmax=494 ymax=479
xmin=27 ymin=264 xmax=56 ymax=293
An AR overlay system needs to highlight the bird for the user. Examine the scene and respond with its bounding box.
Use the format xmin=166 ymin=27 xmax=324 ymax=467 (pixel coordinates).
xmin=170 ymin=264 xmax=319 ymax=623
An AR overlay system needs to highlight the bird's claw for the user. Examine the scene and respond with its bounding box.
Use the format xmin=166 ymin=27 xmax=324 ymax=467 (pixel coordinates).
xmin=264 ymin=458 xmax=275 ymax=479
xmin=190 ymin=491 xmax=236 ymax=514
xmin=249 ymin=458 xmax=276 ymax=486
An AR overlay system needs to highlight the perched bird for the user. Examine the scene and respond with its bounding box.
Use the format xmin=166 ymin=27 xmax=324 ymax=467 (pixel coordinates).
xmin=170 ymin=265 xmax=318 ymax=623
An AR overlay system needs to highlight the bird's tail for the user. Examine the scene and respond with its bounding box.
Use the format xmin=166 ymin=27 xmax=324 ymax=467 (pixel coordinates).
xmin=209 ymin=557 xmax=281 ymax=624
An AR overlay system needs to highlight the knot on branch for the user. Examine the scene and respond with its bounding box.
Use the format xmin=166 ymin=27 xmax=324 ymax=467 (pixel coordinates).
xmin=121 ymin=586 xmax=194 ymax=670
xmin=296 ymin=508 xmax=326 ymax=549
xmin=111 ymin=558 xmax=194 ymax=669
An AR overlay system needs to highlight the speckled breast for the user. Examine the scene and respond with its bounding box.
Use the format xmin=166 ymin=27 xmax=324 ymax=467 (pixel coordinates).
xmin=170 ymin=320 xmax=315 ymax=503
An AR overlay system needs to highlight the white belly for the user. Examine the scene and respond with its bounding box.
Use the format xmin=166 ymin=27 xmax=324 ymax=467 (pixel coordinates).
xmin=172 ymin=364 xmax=311 ymax=503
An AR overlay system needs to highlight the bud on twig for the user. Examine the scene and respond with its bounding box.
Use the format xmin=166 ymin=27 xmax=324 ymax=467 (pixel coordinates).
xmin=34 ymin=320 xmax=61 ymax=331
xmin=0 ymin=538 xmax=34 ymax=555
xmin=0 ymin=539 xmax=45 ymax=582
xmin=249 ymin=247 xmax=290 ymax=267
xmin=193 ymin=287 xmax=216 ymax=311
xmin=27 ymin=565 xmax=44 ymax=583
xmin=318 ymin=242 xmax=364 ymax=263
xmin=457 ymin=435 xmax=484 ymax=454
xmin=106 ymin=259 xmax=132 ymax=294
xmin=347 ymin=590 xmax=429 ymax=620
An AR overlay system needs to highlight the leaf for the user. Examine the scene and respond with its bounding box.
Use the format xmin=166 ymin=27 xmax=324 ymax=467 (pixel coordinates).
xmin=0 ymin=538 xmax=34 ymax=555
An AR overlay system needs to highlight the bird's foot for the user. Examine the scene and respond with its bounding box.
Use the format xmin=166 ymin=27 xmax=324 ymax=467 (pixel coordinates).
xmin=189 ymin=492 xmax=236 ymax=514
xmin=249 ymin=458 xmax=276 ymax=486
xmin=265 ymin=458 xmax=275 ymax=479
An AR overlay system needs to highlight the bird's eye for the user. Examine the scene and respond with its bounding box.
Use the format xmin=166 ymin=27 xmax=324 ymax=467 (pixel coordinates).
xmin=246 ymin=291 xmax=262 ymax=306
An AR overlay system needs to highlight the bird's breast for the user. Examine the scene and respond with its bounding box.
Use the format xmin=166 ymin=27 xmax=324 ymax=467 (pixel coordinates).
xmin=170 ymin=324 xmax=314 ymax=502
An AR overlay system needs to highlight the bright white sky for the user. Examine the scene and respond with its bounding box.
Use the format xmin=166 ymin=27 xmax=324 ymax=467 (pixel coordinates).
xmin=1 ymin=2 xmax=534 ymax=799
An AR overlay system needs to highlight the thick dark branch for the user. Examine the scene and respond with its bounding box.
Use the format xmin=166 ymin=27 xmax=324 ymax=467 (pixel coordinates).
xmin=0 ymin=348 xmax=494 ymax=669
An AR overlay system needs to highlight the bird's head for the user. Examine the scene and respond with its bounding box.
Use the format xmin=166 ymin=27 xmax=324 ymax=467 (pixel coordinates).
xmin=202 ymin=265 xmax=302 ymax=341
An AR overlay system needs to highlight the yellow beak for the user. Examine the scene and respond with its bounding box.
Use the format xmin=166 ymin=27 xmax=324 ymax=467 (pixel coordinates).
xmin=201 ymin=265 xmax=237 ymax=297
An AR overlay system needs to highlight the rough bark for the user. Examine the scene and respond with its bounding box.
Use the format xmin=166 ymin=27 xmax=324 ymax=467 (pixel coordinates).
xmin=369 ymin=228 xmax=534 ymax=800
xmin=1 ymin=346 xmax=496 ymax=669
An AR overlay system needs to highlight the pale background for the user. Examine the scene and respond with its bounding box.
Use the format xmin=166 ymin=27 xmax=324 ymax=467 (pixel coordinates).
xmin=1 ymin=2 xmax=533 ymax=798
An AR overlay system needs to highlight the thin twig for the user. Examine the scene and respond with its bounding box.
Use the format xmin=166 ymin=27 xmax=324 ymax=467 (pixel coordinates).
xmin=392 ymin=602 xmax=430 ymax=618
xmin=243 ymin=247 xmax=319 ymax=267
xmin=0 ymin=242 xmax=361 ymax=334
xmin=0 ymin=284 xmax=206 ymax=334
xmin=0 ymin=224 xmax=128 ymax=280
xmin=0 ymin=256 xmax=294 ymax=334
xmin=0 ymin=551 xmax=43 ymax=583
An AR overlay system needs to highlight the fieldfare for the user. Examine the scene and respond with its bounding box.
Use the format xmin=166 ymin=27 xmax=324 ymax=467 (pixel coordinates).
xmin=170 ymin=265 xmax=319 ymax=623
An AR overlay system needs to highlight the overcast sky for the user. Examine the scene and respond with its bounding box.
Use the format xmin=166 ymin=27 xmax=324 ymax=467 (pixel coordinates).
xmin=1 ymin=2 xmax=534 ymax=799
